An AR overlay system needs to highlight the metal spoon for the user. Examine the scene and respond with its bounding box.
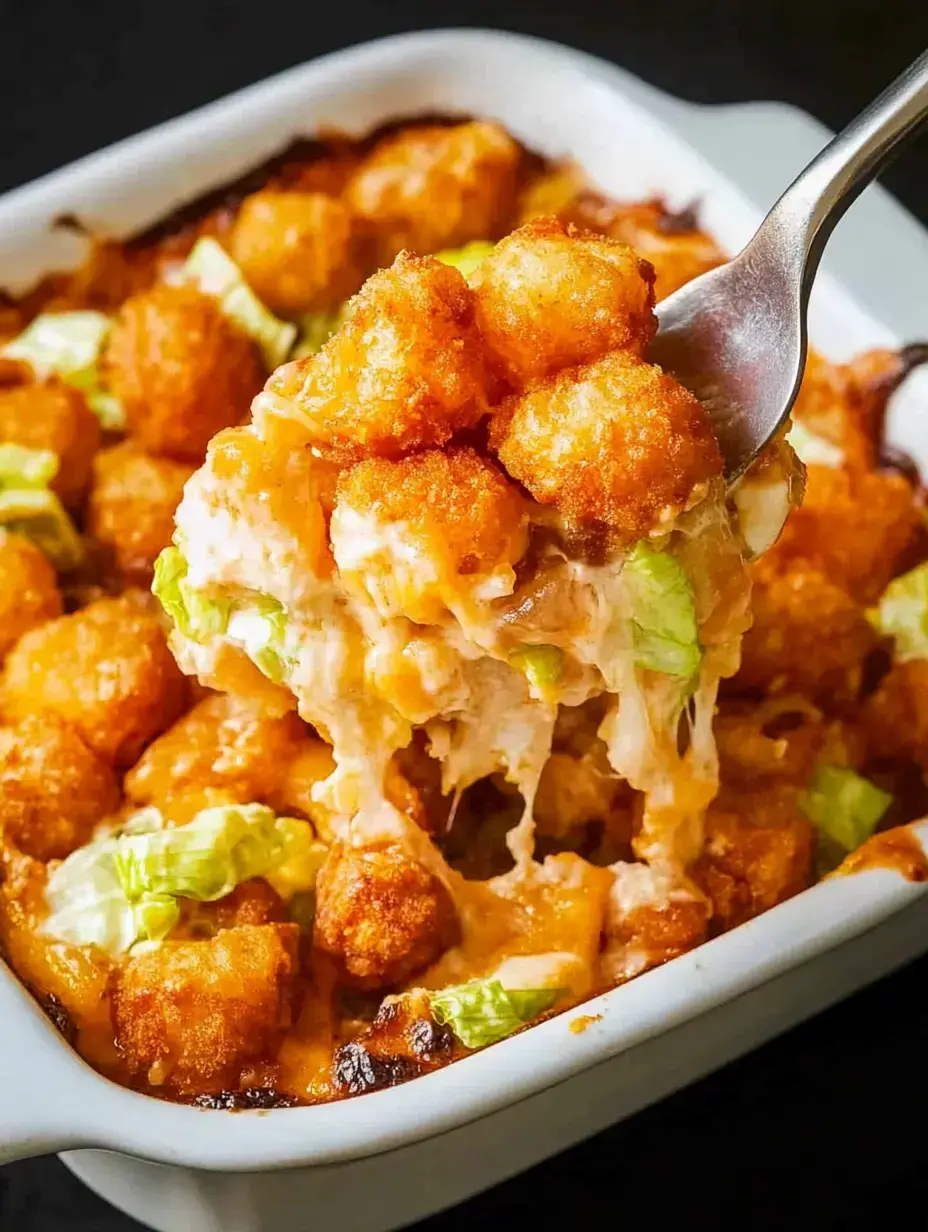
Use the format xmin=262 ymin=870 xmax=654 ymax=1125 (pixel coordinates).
xmin=650 ymin=49 xmax=928 ymax=482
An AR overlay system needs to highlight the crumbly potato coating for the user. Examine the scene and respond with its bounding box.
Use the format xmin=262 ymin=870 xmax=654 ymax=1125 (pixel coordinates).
xmin=0 ymin=530 xmax=62 ymax=659
xmin=105 ymin=283 xmax=265 ymax=461
xmin=767 ymin=464 xmax=921 ymax=603
xmin=112 ymin=923 xmax=300 ymax=1094
xmin=735 ymin=563 xmax=877 ymax=701
xmin=332 ymin=447 xmax=528 ymax=622
xmin=0 ymin=380 xmax=100 ymax=507
xmin=491 ymin=350 xmax=723 ymax=545
xmin=694 ymin=790 xmax=815 ymax=932
xmin=86 ymin=442 xmax=194 ymax=584
xmin=346 ymin=121 xmax=521 ymax=265
xmin=125 ymin=693 xmax=309 ymax=812
xmin=606 ymin=888 xmax=710 ymax=984
xmin=314 ymin=844 xmax=459 ymax=989
xmin=0 ymin=714 xmax=120 ymax=861
xmin=1 ymin=593 xmax=187 ymax=767
xmin=260 ymin=255 xmax=487 ymax=460
xmin=863 ymin=659 xmax=928 ymax=770
xmin=230 ymin=190 xmax=364 ymax=316
xmin=470 ymin=217 xmax=656 ymax=389
xmin=715 ymin=698 xmax=862 ymax=790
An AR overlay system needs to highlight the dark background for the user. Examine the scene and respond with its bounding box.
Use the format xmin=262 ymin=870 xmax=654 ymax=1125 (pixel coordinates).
xmin=2 ymin=1 xmax=928 ymax=1228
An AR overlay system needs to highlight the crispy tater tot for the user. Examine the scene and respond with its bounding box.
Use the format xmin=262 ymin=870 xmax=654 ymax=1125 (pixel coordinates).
xmin=314 ymin=844 xmax=459 ymax=989
xmin=258 ymin=255 xmax=487 ymax=460
xmin=767 ymin=464 xmax=921 ymax=603
xmin=105 ymin=283 xmax=265 ymax=462
xmin=0 ymin=530 xmax=62 ymax=659
xmin=179 ymin=880 xmax=287 ymax=936
xmin=471 ymin=217 xmax=656 ymax=389
xmin=0 ymin=380 xmax=100 ymax=507
xmin=599 ymin=201 xmax=725 ymax=301
xmin=331 ymin=447 xmax=528 ymax=623
xmin=124 ymin=692 xmax=309 ymax=811
xmin=112 ymin=923 xmax=300 ymax=1094
xmin=863 ymin=659 xmax=928 ymax=770
xmin=0 ymin=714 xmax=120 ymax=861
xmin=1 ymin=592 xmax=187 ymax=767
xmin=735 ymin=563 xmax=878 ymax=701
xmin=230 ymin=190 xmax=364 ymax=316
xmin=491 ymin=350 xmax=723 ymax=546
xmin=715 ymin=697 xmax=863 ymax=790
xmin=694 ymin=789 xmax=815 ymax=933
xmin=346 ymin=121 xmax=521 ymax=265
xmin=86 ymin=442 xmax=194 ymax=584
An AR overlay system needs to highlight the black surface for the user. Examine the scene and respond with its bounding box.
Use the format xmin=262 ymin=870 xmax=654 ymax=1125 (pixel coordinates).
xmin=2 ymin=2 xmax=928 ymax=1229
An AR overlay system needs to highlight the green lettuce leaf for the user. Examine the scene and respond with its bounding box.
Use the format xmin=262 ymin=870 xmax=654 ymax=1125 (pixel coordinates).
xmin=434 ymin=241 xmax=495 ymax=281
xmin=799 ymin=764 xmax=892 ymax=872
xmin=0 ymin=443 xmax=83 ymax=569
xmin=508 ymin=643 xmax=564 ymax=700
xmin=870 ymin=562 xmax=928 ymax=662
xmin=623 ymin=541 xmax=702 ymax=678
xmin=152 ymin=546 xmax=230 ymax=642
xmin=181 ymin=238 xmax=297 ymax=369
xmin=429 ymin=978 xmax=562 ymax=1049
xmin=226 ymin=594 xmax=293 ymax=683
xmin=1 ymin=311 xmax=125 ymax=429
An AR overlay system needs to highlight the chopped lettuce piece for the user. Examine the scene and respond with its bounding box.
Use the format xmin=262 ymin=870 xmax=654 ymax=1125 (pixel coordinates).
xmin=113 ymin=804 xmax=313 ymax=904
xmin=0 ymin=444 xmax=83 ymax=570
xmin=226 ymin=595 xmax=292 ymax=683
xmin=152 ymin=546 xmax=230 ymax=642
xmin=1 ymin=311 xmax=125 ymax=430
xmin=182 ymin=238 xmax=297 ymax=369
xmin=785 ymin=420 xmax=843 ymax=468
xmin=871 ymin=562 xmax=928 ymax=662
xmin=43 ymin=831 xmax=179 ymax=956
xmin=434 ymin=241 xmax=495 ymax=281
xmin=623 ymin=541 xmax=702 ymax=678
xmin=292 ymin=310 xmax=343 ymax=359
xmin=508 ymin=643 xmax=564 ymax=701
xmin=799 ymin=765 xmax=892 ymax=871
xmin=429 ymin=978 xmax=562 ymax=1049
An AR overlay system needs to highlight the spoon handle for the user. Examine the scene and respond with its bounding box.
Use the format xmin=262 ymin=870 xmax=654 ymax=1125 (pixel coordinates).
xmin=767 ymin=48 xmax=928 ymax=285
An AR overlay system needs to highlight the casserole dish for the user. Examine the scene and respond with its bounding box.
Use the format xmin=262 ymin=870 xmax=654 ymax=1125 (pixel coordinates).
xmin=2 ymin=27 xmax=928 ymax=1232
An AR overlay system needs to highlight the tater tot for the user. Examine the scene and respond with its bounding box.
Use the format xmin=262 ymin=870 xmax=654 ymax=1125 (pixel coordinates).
xmin=0 ymin=714 xmax=120 ymax=861
xmin=314 ymin=844 xmax=459 ymax=989
xmin=715 ymin=698 xmax=862 ymax=790
xmin=863 ymin=659 xmax=928 ymax=770
xmin=491 ymin=350 xmax=723 ymax=546
xmin=86 ymin=442 xmax=194 ymax=584
xmin=346 ymin=121 xmax=521 ymax=265
xmin=0 ymin=530 xmax=62 ymax=659
xmin=105 ymin=284 xmax=265 ymax=461
xmin=735 ymin=563 xmax=877 ymax=701
xmin=1 ymin=593 xmax=187 ymax=767
xmin=125 ymin=692 xmax=309 ymax=811
xmin=694 ymin=791 xmax=815 ymax=932
xmin=0 ymin=381 xmax=100 ymax=507
xmin=600 ymin=201 xmax=725 ymax=301
xmin=258 ymin=255 xmax=487 ymax=460
xmin=767 ymin=464 xmax=921 ymax=603
xmin=112 ymin=923 xmax=300 ymax=1093
xmin=331 ymin=448 xmax=529 ymax=623
xmin=471 ymin=217 xmax=656 ymax=389
xmin=230 ymin=190 xmax=364 ymax=316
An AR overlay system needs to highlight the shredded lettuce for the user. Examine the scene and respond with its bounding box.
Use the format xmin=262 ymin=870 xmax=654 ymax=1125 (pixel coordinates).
xmin=785 ymin=420 xmax=843 ymax=468
xmin=508 ymin=644 xmax=564 ymax=702
xmin=1 ymin=311 xmax=125 ymax=430
xmin=623 ymin=541 xmax=702 ymax=678
xmin=152 ymin=546 xmax=230 ymax=642
xmin=43 ymin=804 xmax=315 ymax=956
xmin=0 ymin=443 xmax=83 ymax=569
xmin=113 ymin=804 xmax=312 ymax=903
xmin=429 ymin=978 xmax=562 ymax=1049
xmin=226 ymin=595 xmax=293 ymax=683
xmin=181 ymin=238 xmax=297 ymax=369
xmin=434 ymin=241 xmax=495 ymax=281
xmin=870 ymin=562 xmax=928 ymax=662
xmin=799 ymin=764 xmax=892 ymax=873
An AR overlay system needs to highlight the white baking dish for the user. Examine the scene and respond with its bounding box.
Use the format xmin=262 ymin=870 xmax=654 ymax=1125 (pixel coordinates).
xmin=2 ymin=28 xmax=928 ymax=1232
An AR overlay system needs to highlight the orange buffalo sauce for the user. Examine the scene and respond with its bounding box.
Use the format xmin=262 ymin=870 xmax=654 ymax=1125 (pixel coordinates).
xmin=836 ymin=825 xmax=928 ymax=883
